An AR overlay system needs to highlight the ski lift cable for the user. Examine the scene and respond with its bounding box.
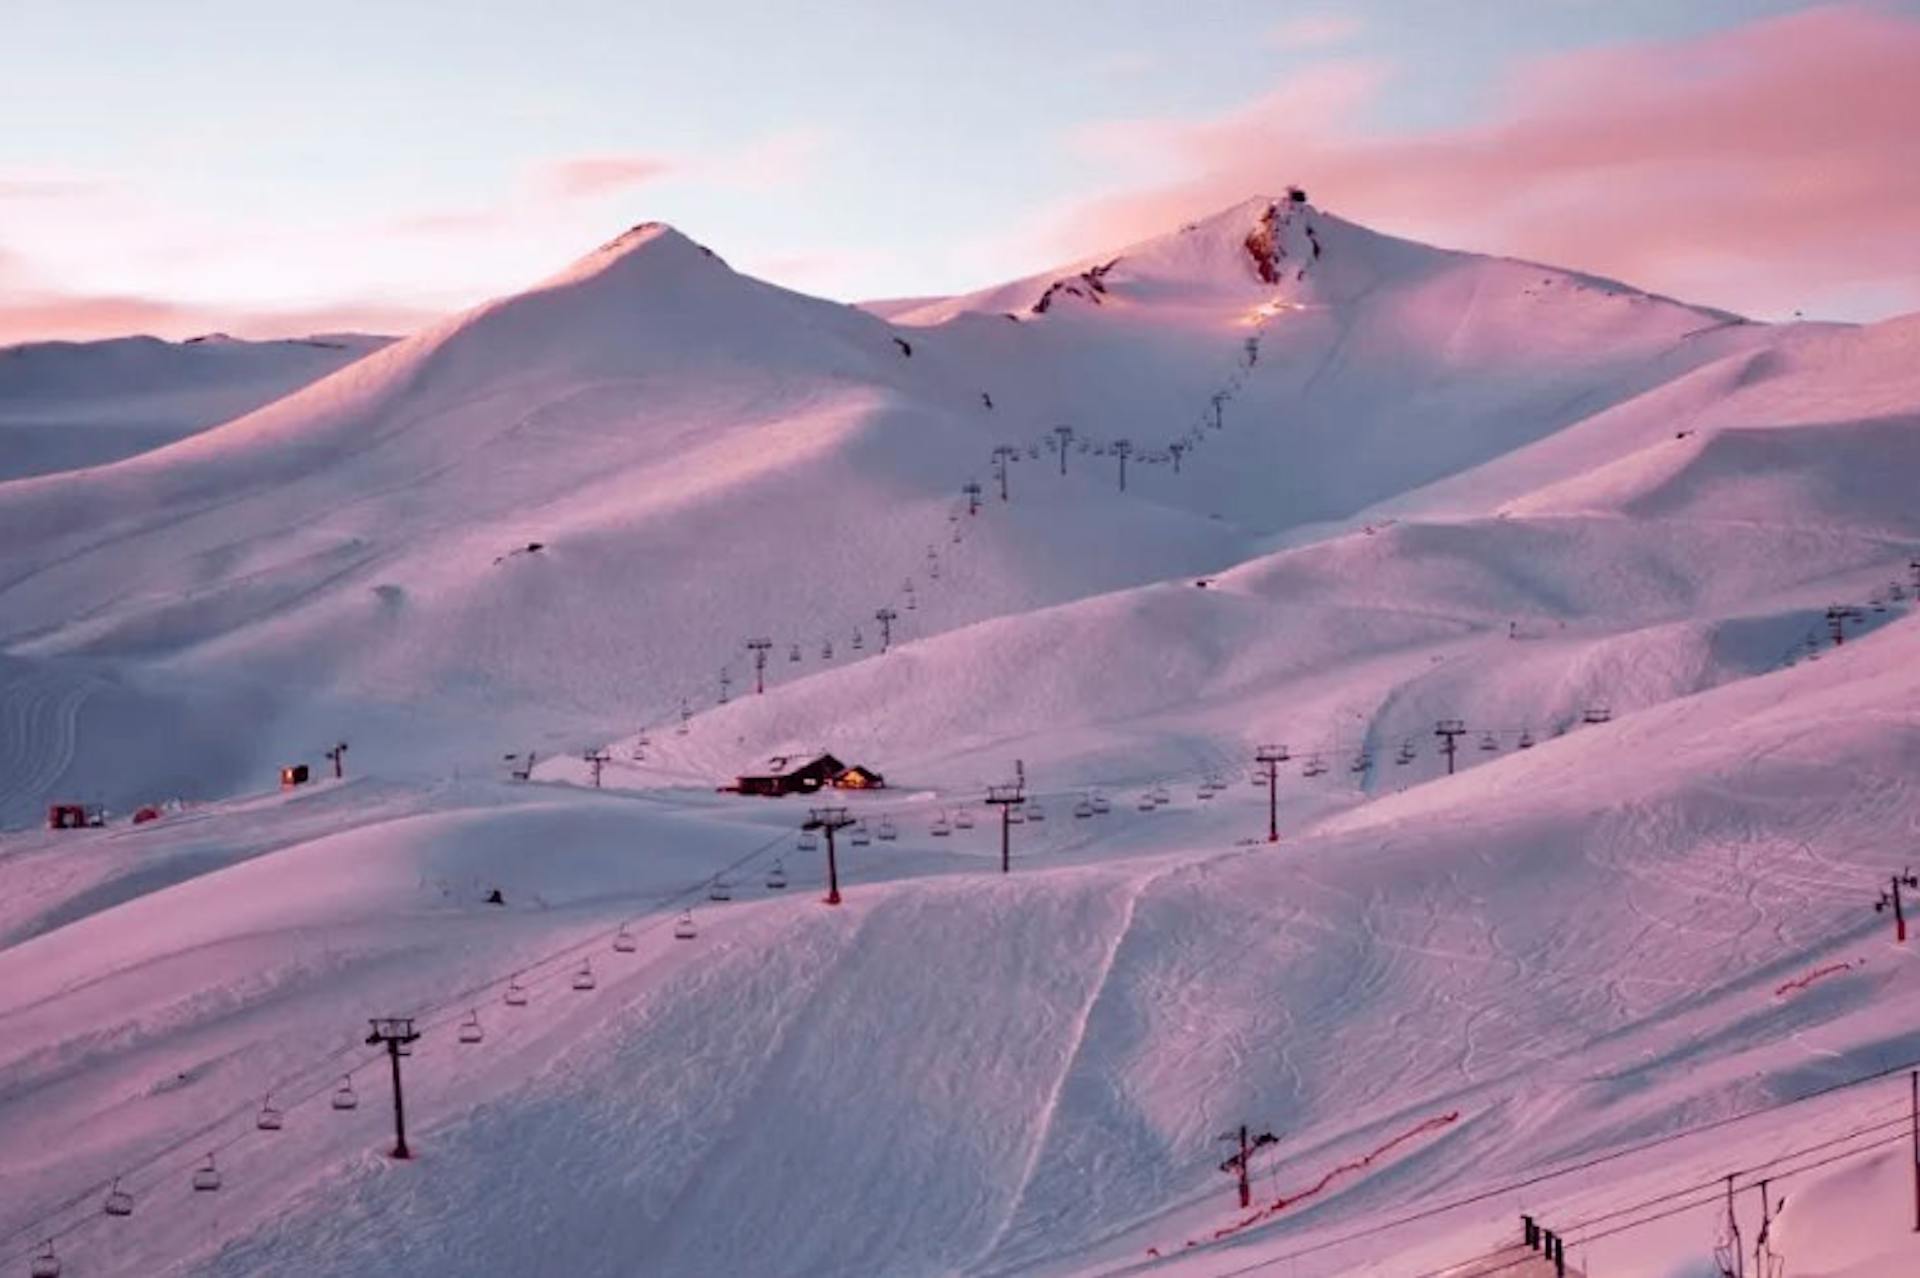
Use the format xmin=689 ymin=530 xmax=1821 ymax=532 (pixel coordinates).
xmin=1086 ymin=1050 xmax=1920 ymax=1278
xmin=0 ymin=821 xmax=800 ymax=1268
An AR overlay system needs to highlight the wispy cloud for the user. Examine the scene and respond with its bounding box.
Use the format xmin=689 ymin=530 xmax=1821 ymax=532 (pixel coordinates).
xmin=539 ymin=154 xmax=678 ymax=200
xmin=1266 ymin=13 xmax=1365 ymax=50
xmin=1030 ymin=3 xmax=1920 ymax=320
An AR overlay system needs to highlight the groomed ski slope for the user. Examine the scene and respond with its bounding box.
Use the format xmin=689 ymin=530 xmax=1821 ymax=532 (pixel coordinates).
xmin=0 ymin=195 xmax=1916 ymax=1276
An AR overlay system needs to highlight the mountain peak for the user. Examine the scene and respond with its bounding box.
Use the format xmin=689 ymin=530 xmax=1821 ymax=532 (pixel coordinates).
xmin=543 ymin=221 xmax=729 ymax=290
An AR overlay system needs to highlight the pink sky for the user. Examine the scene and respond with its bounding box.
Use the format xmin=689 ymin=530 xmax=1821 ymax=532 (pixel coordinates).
xmin=2 ymin=3 xmax=1915 ymax=344
xmin=1029 ymin=4 xmax=1920 ymax=321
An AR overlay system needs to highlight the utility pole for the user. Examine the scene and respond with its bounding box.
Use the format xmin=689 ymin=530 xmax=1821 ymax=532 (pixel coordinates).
xmin=325 ymin=742 xmax=348 ymax=779
xmin=1210 ymin=391 xmax=1226 ymax=430
xmin=1434 ymin=719 xmax=1467 ymax=776
xmin=986 ymin=783 xmax=1024 ymax=874
xmin=1113 ymin=439 xmax=1133 ymax=492
xmin=1168 ymin=441 xmax=1186 ymax=474
xmin=1877 ymin=869 xmax=1919 ymax=941
xmin=875 ymin=608 xmax=897 ymax=653
xmin=1910 ymin=1070 xmax=1919 ymax=1232
xmin=1827 ymin=604 xmax=1862 ymax=646
xmin=364 ymin=1018 xmax=421 ymax=1159
xmin=1054 ymin=425 xmax=1074 ymax=475
xmin=1254 ymin=744 xmax=1290 ymax=842
xmin=963 ymin=480 xmax=983 ymax=516
xmin=583 ymin=747 xmax=610 ymax=789
xmin=804 ymin=806 xmax=855 ymax=905
xmin=746 ymin=638 xmax=772 ymax=694
xmin=1218 ymin=1125 xmax=1277 ymax=1209
xmin=992 ymin=446 xmax=1017 ymax=501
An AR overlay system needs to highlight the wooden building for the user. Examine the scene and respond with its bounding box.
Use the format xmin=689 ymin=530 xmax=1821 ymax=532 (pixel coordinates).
xmin=731 ymin=753 xmax=886 ymax=797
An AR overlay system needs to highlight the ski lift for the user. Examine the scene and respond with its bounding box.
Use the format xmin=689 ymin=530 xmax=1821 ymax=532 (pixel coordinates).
xmin=1027 ymin=802 xmax=1046 ymax=823
xmin=1872 ymin=597 xmax=1888 ymax=614
xmin=255 ymin=1093 xmax=285 ymax=1132
xmin=458 ymin=1009 xmax=485 ymax=1044
xmin=1151 ymin=785 xmax=1171 ymax=806
xmin=331 ymin=1076 xmax=358 ymax=1111
xmin=505 ymin=975 xmax=530 ymax=1007
xmin=1582 ymin=704 xmax=1612 ymax=725
xmin=613 ymin=923 xmax=638 ymax=953
xmin=571 ymin=959 xmax=596 ymax=991
xmin=1006 ymin=804 xmax=1025 ymax=825
xmin=822 ymin=640 xmax=835 ymax=660
xmin=101 ymin=1178 xmax=133 ymax=1217
xmin=1349 ymin=752 xmax=1370 ymax=774
xmin=1479 ymin=731 xmax=1499 ymax=752
xmin=852 ymin=629 xmax=865 ymax=652
xmin=906 ymin=593 xmax=917 ymax=611
xmin=930 ymin=560 xmax=941 ymax=580
xmin=1197 ymin=781 xmax=1216 ymax=800
xmin=192 ymin=1154 xmax=222 ymax=1193
xmin=1137 ymin=793 xmax=1157 ymax=812
xmin=766 ymin=860 xmax=788 ymax=890
xmin=1303 ymin=754 xmax=1327 ymax=778
xmin=954 ymin=808 xmax=975 ymax=830
xmin=789 ymin=643 xmax=802 ymax=663
xmin=799 ymin=829 xmax=819 ymax=852
xmin=709 ymin=875 xmax=733 ymax=902
xmin=877 ymin=817 xmax=898 ymax=841
xmin=851 ymin=822 xmax=872 ymax=847
xmin=30 ymin=1240 xmax=60 ymax=1278
xmin=931 ymin=813 xmax=951 ymax=837
xmin=1091 ymin=792 xmax=1111 ymax=815
xmin=1395 ymin=740 xmax=1415 ymax=766
xmin=1074 ymin=798 xmax=1094 ymax=819
xmin=673 ymin=910 xmax=698 ymax=941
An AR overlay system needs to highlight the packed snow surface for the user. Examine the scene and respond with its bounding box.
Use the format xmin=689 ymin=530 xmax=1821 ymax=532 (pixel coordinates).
xmin=0 ymin=196 xmax=1916 ymax=1276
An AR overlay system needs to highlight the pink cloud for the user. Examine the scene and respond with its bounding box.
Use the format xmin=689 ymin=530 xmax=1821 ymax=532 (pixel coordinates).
xmin=0 ymin=290 xmax=439 ymax=346
xmin=541 ymin=154 xmax=678 ymax=199
xmin=1037 ymin=4 xmax=1920 ymax=319
xmin=1266 ymin=14 xmax=1365 ymax=50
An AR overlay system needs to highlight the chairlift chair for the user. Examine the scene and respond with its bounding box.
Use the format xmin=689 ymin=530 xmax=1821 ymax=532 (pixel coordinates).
xmin=877 ymin=817 xmax=898 ymax=841
xmin=1091 ymin=792 xmax=1110 ymax=815
xmin=192 ymin=1154 xmax=222 ymax=1193
xmin=822 ymin=640 xmax=835 ymax=660
xmin=789 ymin=643 xmax=802 ymax=662
xmin=30 ymin=1240 xmax=60 ymax=1278
xmin=101 ymin=1178 xmax=134 ymax=1218
xmin=1396 ymin=741 xmax=1415 ymax=765
xmin=1303 ymin=754 xmax=1327 ymax=777
xmin=1349 ymin=752 xmax=1369 ymax=774
xmin=1152 ymin=785 xmax=1171 ymax=806
xmin=1137 ymin=793 xmax=1157 ymax=812
xmin=1027 ymin=802 xmax=1046 ymax=822
xmin=931 ymin=814 xmax=951 ymax=837
xmin=709 ymin=875 xmax=733 ymax=902
xmin=852 ymin=629 xmax=865 ymax=651
xmin=673 ymin=910 xmax=698 ymax=941
xmin=458 ymin=1010 xmax=485 ymax=1044
xmin=256 ymin=1094 xmax=285 ymax=1132
xmin=613 ymin=923 xmax=638 ymax=953
xmin=1480 ymin=731 xmax=1499 ymax=751
xmin=504 ymin=976 xmax=530 ymax=1007
xmin=1074 ymin=798 xmax=1094 ymax=819
xmin=799 ymin=830 xmax=820 ymax=852
xmin=954 ymin=808 xmax=975 ymax=830
xmin=1006 ymin=805 xmax=1025 ymax=825
xmin=331 ymin=1076 xmax=359 ymax=1111
xmin=1197 ymin=780 xmax=1216 ymax=800
xmin=851 ymin=822 xmax=872 ymax=847
xmin=766 ymin=860 xmax=788 ymax=890
xmin=1517 ymin=730 xmax=1535 ymax=750
xmin=571 ymin=960 xmax=597 ymax=991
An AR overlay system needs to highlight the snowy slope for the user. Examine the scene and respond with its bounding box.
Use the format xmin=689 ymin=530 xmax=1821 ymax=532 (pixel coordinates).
xmin=0 ymin=333 xmax=390 ymax=481
xmin=0 ymin=199 xmax=1809 ymax=824
xmin=2 ymin=195 xmax=1918 ymax=1278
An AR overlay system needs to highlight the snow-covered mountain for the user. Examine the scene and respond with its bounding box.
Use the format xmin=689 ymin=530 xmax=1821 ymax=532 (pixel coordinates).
xmin=1 ymin=196 xmax=1917 ymax=1278
xmin=0 ymin=332 xmax=391 ymax=482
